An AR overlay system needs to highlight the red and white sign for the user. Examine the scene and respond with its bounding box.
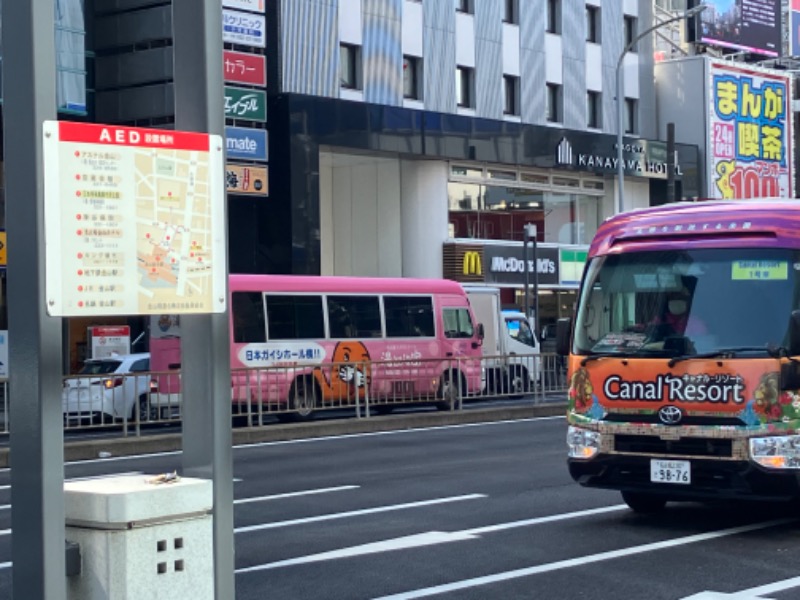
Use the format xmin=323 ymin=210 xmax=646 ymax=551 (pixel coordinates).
xmin=223 ymin=50 xmax=266 ymax=86
xmin=90 ymin=326 xmax=131 ymax=359
xmin=43 ymin=120 xmax=227 ymax=317
xmin=223 ymin=0 xmax=265 ymax=12
xmin=57 ymin=121 xmax=211 ymax=151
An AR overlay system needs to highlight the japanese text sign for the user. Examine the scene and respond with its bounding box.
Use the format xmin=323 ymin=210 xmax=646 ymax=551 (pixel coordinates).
xmin=222 ymin=0 xmax=265 ymax=12
xmin=707 ymin=62 xmax=793 ymax=200
xmin=223 ymin=50 xmax=266 ymax=86
xmin=223 ymin=9 xmax=265 ymax=48
xmin=224 ymin=86 xmax=267 ymax=121
xmin=226 ymin=164 xmax=269 ymax=196
xmin=42 ymin=121 xmax=228 ymax=317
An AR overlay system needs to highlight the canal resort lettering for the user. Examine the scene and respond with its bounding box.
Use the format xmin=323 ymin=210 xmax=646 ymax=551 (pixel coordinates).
xmin=603 ymin=373 xmax=746 ymax=405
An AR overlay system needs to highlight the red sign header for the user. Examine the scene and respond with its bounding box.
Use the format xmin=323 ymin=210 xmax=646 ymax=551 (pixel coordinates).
xmin=223 ymin=50 xmax=266 ymax=86
xmin=57 ymin=122 xmax=212 ymax=151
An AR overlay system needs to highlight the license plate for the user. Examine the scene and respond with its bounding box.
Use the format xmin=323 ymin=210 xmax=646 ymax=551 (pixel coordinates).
xmin=650 ymin=459 xmax=690 ymax=484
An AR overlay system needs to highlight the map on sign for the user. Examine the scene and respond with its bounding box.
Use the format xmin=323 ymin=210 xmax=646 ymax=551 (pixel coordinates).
xmin=43 ymin=121 xmax=227 ymax=317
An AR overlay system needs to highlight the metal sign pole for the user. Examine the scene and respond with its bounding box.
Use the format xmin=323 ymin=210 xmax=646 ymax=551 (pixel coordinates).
xmin=2 ymin=0 xmax=65 ymax=598
xmin=172 ymin=1 xmax=235 ymax=598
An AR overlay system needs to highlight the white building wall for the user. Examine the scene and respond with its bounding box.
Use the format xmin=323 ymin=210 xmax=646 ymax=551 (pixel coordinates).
xmin=400 ymin=160 xmax=449 ymax=279
xmin=320 ymin=151 xmax=403 ymax=277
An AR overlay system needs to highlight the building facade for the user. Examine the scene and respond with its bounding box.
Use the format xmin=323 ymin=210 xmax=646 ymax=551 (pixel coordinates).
xmin=2 ymin=0 xmax=708 ymax=369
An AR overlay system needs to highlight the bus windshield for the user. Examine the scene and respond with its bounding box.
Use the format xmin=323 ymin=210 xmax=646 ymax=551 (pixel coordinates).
xmin=573 ymin=248 xmax=800 ymax=357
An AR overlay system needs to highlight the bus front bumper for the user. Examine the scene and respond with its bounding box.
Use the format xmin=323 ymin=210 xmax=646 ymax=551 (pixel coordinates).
xmin=568 ymin=455 xmax=800 ymax=502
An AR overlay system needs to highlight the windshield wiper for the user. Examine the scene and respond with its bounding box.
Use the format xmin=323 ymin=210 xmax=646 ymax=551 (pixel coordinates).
xmin=580 ymin=352 xmax=621 ymax=366
xmin=667 ymin=345 xmax=777 ymax=368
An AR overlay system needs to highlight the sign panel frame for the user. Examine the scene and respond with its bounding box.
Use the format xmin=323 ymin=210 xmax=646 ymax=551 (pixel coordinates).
xmin=226 ymin=163 xmax=269 ymax=195
xmin=222 ymin=9 xmax=265 ymax=48
xmin=706 ymin=61 xmax=793 ymax=200
xmin=223 ymin=50 xmax=266 ymax=86
xmin=224 ymin=86 xmax=267 ymax=121
xmin=222 ymin=0 xmax=265 ymax=12
xmin=225 ymin=126 xmax=268 ymax=161
xmin=43 ymin=121 xmax=227 ymax=316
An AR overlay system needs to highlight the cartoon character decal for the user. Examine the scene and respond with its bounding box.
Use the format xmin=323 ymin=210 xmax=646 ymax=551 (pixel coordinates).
xmin=314 ymin=341 xmax=372 ymax=400
xmin=568 ymin=367 xmax=594 ymax=414
xmin=714 ymin=159 xmax=735 ymax=199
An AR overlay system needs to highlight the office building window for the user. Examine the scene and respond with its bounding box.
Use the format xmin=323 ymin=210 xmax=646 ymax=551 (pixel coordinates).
xmin=547 ymin=0 xmax=560 ymax=34
xmin=403 ymin=56 xmax=421 ymax=99
xmin=503 ymin=75 xmax=520 ymax=115
xmin=625 ymin=98 xmax=637 ymax=134
xmin=456 ymin=66 xmax=474 ymax=108
xmin=339 ymin=44 xmax=360 ymax=89
xmin=503 ymin=0 xmax=518 ymax=24
xmin=455 ymin=0 xmax=472 ymax=13
xmin=624 ymin=15 xmax=637 ymax=51
xmin=587 ymin=91 xmax=601 ymax=128
xmin=586 ymin=5 xmax=600 ymax=43
xmin=546 ymin=83 xmax=561 ymax=123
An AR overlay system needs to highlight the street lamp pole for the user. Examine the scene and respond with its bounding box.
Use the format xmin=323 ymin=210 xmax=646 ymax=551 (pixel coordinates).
xmin=616 ymin=4 xmax=707 ymax=215
xmin=523 ymin=223 xmax=537 ymax=325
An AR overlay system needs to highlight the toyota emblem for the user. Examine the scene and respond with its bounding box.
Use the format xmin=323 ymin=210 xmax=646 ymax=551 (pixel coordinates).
xmin=658 ymin=405 xmax=683 ymax=425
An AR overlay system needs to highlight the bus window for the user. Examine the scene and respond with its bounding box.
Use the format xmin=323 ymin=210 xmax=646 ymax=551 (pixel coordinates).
xmin=384 ymin=296 xmax=435 ymax=337
xmin=232 ymin=292 xmax=266 ymax=343
xmin=266 ymin=295 xmax=324 ymax=340
xmin=327 ymin=296 xmax=382 ymax=338
xmin=443 ymin=307 xmax=474 ymax=338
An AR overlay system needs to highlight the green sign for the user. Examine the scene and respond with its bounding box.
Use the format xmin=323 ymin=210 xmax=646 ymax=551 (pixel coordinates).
xmin=732 ymin=260 xmax=788 ymax=281
xmin=224 ymin=86 xmax=266 ymax=122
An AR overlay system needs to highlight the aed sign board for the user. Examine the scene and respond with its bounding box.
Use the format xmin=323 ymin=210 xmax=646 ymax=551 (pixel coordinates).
xmin=42 ymin=121 xmax=228 ymax=317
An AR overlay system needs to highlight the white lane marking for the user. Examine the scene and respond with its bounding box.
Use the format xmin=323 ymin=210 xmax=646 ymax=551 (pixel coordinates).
xmin=234 ymin=485 xmax=359 ymax=505
xmin=235 ymin=504 xmax=628 ymax=574
xmin=685 ymin=574 xmax=800 ymax=599
xmin=234 ymin=494 xmax=487 ymax=534
xmin=372 ymin=519 xmax=794 ymax=600
xmin=237 ymin=532 xmax=477 ymax=573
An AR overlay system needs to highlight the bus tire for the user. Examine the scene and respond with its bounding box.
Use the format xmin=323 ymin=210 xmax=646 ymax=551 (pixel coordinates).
xmin=621 ymin=491 xmax=667 ymax=513
xmin=504 ymin=366 xmax=529 ymax=398
xmin=288 ymin=376 xmax=319 ymax=421
xmin=435 ymin=371 xmax=464 ymax=411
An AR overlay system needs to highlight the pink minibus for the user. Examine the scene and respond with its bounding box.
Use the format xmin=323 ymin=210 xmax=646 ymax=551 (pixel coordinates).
xmin=149 ymin=274 xmax=484 ymax=419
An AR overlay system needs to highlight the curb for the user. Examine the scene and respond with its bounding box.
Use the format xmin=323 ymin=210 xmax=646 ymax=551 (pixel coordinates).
xmin=0 ymin=403 xmax=567 ymax=467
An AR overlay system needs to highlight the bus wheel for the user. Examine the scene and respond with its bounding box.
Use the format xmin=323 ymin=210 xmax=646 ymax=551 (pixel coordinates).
xmin=436 ymin=371 xmax=463 ymax=411
xmin=621 ymin=491 xmax=667 ymax=513
xmin=505 ymin=366 xmax=529 ymax=398
xmin=289 ymin=377 xmax=319 ymax=421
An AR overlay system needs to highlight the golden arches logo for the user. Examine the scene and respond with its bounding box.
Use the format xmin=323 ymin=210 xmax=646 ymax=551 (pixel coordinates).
xmin=462 ymin=251 xmax=482 ymax=275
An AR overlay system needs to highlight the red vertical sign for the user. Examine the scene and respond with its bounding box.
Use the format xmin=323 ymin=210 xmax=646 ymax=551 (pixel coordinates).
xmin=223 ymin=50 xmax=266 ymax=86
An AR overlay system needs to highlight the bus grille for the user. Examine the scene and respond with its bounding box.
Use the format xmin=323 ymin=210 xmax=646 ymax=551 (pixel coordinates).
xmin=614 ymin=435 xmax=733 ymax=458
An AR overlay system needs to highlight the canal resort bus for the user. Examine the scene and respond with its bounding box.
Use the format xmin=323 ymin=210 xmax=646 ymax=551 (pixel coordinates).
xmin=149 ymin=274 xmax=484 ymax=419
xmin=559 ymin=200 xmax=800 ymax=512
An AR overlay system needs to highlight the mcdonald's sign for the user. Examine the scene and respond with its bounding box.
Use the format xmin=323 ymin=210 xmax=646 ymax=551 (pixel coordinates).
xmin=442 ymin=244 xmax=485 ymax=283
xmin=462 ymin=251 xmax=482 ymax=276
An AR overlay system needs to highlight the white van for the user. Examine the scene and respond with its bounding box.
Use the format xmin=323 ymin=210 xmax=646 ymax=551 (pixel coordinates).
xmin=464 ymin=286 xmax=540 ymax=395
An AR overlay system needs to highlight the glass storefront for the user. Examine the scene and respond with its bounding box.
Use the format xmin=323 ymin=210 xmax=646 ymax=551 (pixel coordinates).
xmin=447 ymin=165 xmax=604 ymax=245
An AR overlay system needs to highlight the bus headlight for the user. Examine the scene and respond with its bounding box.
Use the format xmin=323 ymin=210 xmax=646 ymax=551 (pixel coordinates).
xmin=750 ymin=435 xmax=800 ymax=469
xmin=567 ymin=426 xmax=600 ymax=459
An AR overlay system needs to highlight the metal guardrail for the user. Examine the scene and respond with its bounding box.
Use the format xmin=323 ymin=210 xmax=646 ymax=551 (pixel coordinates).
xmin=0 ymin=353 xmax=568 ymax=437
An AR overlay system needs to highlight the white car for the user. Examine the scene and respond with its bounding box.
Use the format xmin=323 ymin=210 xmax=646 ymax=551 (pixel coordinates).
xmin=62 ymin=353 xmax=153 ymax=422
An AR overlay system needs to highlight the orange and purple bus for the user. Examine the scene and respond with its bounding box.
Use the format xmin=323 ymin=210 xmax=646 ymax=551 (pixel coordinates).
xmin=560 ymin=201 xmax=800 ymax=511
xmin=150 ymin=274 xmax=484 ymax=419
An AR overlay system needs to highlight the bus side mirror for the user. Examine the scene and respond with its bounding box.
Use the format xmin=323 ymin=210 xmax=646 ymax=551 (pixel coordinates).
xmin=473 ymin=323 xmax=484 ymax=348
xmin=788 ymin=310 xmax=800 ymax=356
xmin=555 ymin=318 xmax=571 ymax=356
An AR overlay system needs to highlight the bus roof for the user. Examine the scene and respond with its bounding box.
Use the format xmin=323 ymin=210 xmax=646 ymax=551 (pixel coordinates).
xmin=229 ymin=274 xmax=467 ymax=295
xmin=589 ymin=199 xmax=800 ymax=258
